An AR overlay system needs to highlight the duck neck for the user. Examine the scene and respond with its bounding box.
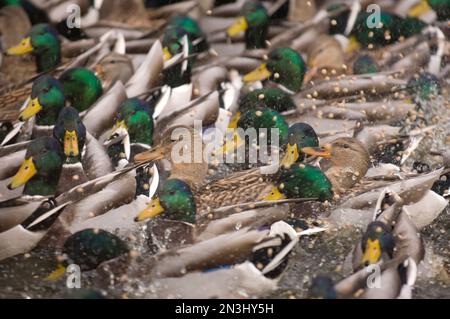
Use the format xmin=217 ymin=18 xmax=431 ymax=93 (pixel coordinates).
xmin=24 ymin=175 xmax=59 ymax=196
xmin=163 ymin=63 xmax=192 ymax=88
xmin=35 ymin=41 xmax=61 ymax=73
xmin=35 ymin=106 xmax=61 ymax=126
xmin=245 ymin=25 xmax=268 ymax=49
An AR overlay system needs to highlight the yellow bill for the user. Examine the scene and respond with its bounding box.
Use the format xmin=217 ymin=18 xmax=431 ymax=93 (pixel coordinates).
xmin=281 ymin=143 xmax=299 ymax=168
xmin=346 ymin=35 xmax=360 ymax=53
xmin=408 ymin=0 xmax=431 ymax=17
xmin=135 ymin=197 xmax=165 ymax=222
xmin=227 ymin=16 xmax=248 ymax=37
xmin=163 ymin=47 xmax=172 ymax=61
xmin=19 ymin=98 xmax=42 ymax=121
xmin=44 ymin=264 xmax=66 ymax=281
xmin=8 ymin=157 xmax=37 ymax=190
xmin=64 ymin=130 xmax=79 ymax=157
xmin=7 ymin=37 xmax=33 ymax=55
xmin=243 ymin=63 xmax=272 ymax=83
xmin=361 ymin=238 xmax=381 ymax=266
xmin=228 ymin=112 xmax=241 ymax=129
xmin=301 ymin=146 xmax=332 ymax=158
xmin=264 ymin=186 xmax=286 ymax=201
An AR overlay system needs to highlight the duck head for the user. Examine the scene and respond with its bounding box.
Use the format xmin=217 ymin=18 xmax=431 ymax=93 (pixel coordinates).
xmin=243 ymin=47 xmax=306 ymax=93
xmin=223 ymin=107 xmax=288 ymax=155
xmin=229 ymin=87 xmax=295 ymax=130
xmin=111 ymin=98 xmax=154 ymax=145
xmin=53 ymin=106 xmax=86 ymax=164
xmin=309 ymin=276 xmax=338 ymax=299
xmin=7 ymin=23 xmax=60 ymax=72
xmin=135 ymin=179 xmax=196 ymax=224
xmin=265 ymin=164 xmax=333 ymax=201
xmin=407 ymin=72 xmax=441 ymax=102
xmin=107 ymin=98 xmax=154 ymax=164
xmin=280 ymin=123 xmax=319 ymax=169
xmin=302 ymin=137 xmax=370 ymax=191
xmin=58 ymin=67 xmax=103 ymax=112
xmin=164 ymin=14 xmax=207 ymax=53
xmin=227 ymin=1 xmax=269 ymax=50
xmin=8 ymin=136 xmax=63 ymax=196
xmin=46 ymin=228 xmax=129 ymax=280
xmin=361 ymin=221 xmax=395 ymax=267
xmin=20 ymin=75 xmax=65 ymax=126
xmin=353 ymin=55 xmax=378 ymax=75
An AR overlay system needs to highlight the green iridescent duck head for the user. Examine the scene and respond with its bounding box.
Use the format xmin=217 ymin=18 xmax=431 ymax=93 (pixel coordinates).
xmin=227 ymin=1 xmax=269 ymax=49
xmin=407 ymin=72 xmax=441 ymax=101
xmin=239 ymin=88 xmax=296 ymax=114
xmin=228 ymin=87 xmax=295 ymax=130
xmin=58 ymin=68 xmax=103 ymax=112
xmin=243 ymin=47 xmax=306 ymax=93
xmin=19 ymin=75 xmax=65 ymax=126
xmin=309 ymin=276 xmax=338 ymax=299
xmin=352 ymin=12 xmax=425 ymax=48
xmin=112 ymin=98 xmax=154 ymax=145
xmin=53 ymin=107 xmax=86 ymax=164
xmin=280 ymin=123 xmax=319 ymax=169
xmin=237 ymin=107 xmax=289 ymax=146
xmin=427 ymin=0 xmax=450 ymax=21
xmin=46 ymin=228 xmax=129 ymax=280
xmin=164 ymin=14 xmax=207 ymax=53
xmin=265 ymin=164 xmax=333 ymax=201
xmin=361 ymin=221 xmax=395 ymax=267
xmin=135 ymin=179 xmax=196 ymax=224
xmin=353 ymin=55 xmax=378 ymax=75
xmin=7 ymin=23 xmax=60 ymax=72
xmin=7 ymin=136 xmax=63 ymax=196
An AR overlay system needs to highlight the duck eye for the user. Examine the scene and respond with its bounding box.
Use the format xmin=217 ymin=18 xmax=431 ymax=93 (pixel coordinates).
xmin=43 ymin=87 xmax=50 ymax=93
xmin=343 ymin=144 xmax=349 ymax=149
xmin=169 ymin=190 xmax=176 ymax=195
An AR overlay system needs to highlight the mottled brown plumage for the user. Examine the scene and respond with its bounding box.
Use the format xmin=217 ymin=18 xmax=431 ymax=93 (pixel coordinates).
xmin=322 ymin=137 xmax=370 ymax=193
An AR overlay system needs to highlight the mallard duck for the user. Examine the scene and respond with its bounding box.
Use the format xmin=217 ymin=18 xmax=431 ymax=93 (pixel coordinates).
xmin=46 ymin=228 xmax=129 ymax=280
xmin=135 ymin=153 xmax=332 ymax=225
xmin=308 ymin=256 xmax=417 ymax=299
xmin=226 ymin=1 xmax=269 ymax=50
xmin=0 ymin=3 xmax=31 ymax=50
xmin=6 ymin=136 xmax=63 ymax=196
xmin=52 ymin=106 xmax=89 ymax=195
xmin=302 ymin=137 xmax=370 ymax=193
xmin=0 ymin=67 xmax=103 ymax=144
xmin=6 ymin=23 xmax=61 ymax=74
xmin=105 ymin=97 xmax=154 ymax=167
xmin=242 ymin=47 xmax=306 ymax=93
xmin=351 ymin=11 xmax=427 ymax=49
xmin=310 ymin=190 xmax=425 ymax=299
